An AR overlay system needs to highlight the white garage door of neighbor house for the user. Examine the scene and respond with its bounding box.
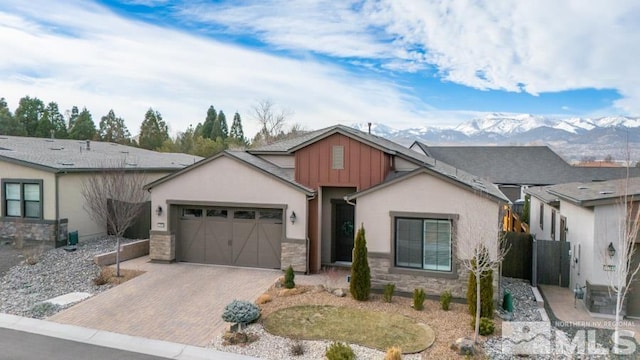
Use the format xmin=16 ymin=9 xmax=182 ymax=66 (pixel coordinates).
xmin=177 ymin=207 xmax=283 ymax=269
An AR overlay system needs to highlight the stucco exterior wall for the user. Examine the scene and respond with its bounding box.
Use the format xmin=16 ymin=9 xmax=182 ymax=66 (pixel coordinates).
xmin=354 ymin=172 xmax=503 ymax=297
xmin=355 ymin=172 xmax=501 ymax=254
xmin=0 ymin=161 xmax=56 ymax=220
xmin=563 ymin=201 xmax=595 ymax=291
xmin=58 ymin=171 xmax=166 ymax=240
xmin=149 ymin=156 xmax=308 ymax=241
xmin=528 ymin=196 xmax=560 ymax=241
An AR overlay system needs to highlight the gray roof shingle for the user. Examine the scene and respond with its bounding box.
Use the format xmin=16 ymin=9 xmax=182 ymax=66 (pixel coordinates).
xmin=545 ymin=177 xmax=640 ymax=206
xmin=0 ymin=136 xmax=201 ymax=172
xmin=414 ymin=142 xmax=640 ymax=185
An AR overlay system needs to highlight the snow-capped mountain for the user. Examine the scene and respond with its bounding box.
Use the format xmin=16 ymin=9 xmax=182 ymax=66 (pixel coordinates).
xmin=351 ymin=114 xmax=640 ymax=162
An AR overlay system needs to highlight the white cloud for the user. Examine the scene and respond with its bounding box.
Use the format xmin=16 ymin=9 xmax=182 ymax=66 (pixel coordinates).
xmin=177 ymin=0 xmax=640 ymax=114
xmin=0 ymin=0 xmax=434 ymax=137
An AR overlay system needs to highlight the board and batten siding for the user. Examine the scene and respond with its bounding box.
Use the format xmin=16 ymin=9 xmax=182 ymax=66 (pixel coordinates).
xmin=295 ymin=133 xmax=391 ymax=190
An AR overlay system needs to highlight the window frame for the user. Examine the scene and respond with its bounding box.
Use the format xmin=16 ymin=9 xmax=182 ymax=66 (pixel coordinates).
xmin=390 ymin=211 xmax=458 ymax=278
xmin=550 ymin=209 xmax=556 ymax=240
xmin=2 ymin=179 xmax=44 ymax=219
xmin=539 ymin=203 xmax=544 ymax=230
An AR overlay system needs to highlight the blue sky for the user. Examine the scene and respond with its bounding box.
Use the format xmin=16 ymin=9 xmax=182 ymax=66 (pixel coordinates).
xmin=0 ymin=0 xmax=637 ymax=137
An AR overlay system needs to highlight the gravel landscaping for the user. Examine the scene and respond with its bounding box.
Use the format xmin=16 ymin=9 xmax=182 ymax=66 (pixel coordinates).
xmin=0 ymin=237 xmax=135 ymax=319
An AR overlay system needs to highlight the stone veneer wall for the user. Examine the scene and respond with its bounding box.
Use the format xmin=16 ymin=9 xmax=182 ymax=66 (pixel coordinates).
xmin=585 ymin=280 xmax=625 ymax=316
xmin=281 ymin=239 xmax=307 ymax=272
xmin=0 ymin=218 xmax=67 ymax=247
xmin=149 ymin=230 xmax=175 ymax=262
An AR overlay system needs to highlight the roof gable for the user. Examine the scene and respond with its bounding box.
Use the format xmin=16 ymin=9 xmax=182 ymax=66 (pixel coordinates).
xmin=250 ymin=124 xmax=434 ymax=167
xmin=145 ymin=150 xmax=314 ymax=195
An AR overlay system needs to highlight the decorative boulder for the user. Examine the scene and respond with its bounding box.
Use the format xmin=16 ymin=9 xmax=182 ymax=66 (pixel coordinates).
xmin=451 ymin=337 xmax=475 ymax=356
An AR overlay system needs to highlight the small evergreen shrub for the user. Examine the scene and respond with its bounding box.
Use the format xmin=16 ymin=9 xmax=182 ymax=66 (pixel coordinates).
xmin=413 ymin=288 xmax=426 ymax=311
xmin=384 ymin=346 xmax=403 ymax=360
xmin=440 ymin=290 xmax=452 ymax=311
xmin=467 ymin=247 xmax=494 ymax=319
xmin=470 ymin=316 xmax=495 ymax=336
xmin=221 ymin=300 xmax=261 ymax=326
xmin=284 ymin=265 xmax=295 ymax=289
xmin=383 ymin=283 xmax=395 ymax=303
xmin=325 ymin=341 xmax=355 ymax=360
xmin=349 ymin=225 xmax=371 ymax=301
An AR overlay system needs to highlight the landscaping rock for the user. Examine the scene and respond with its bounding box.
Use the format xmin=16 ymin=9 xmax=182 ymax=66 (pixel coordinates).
xmin=332 ymin=288 xmax=346 ymax=297
xmin=451 ymin=337 xmax=475 ymax=355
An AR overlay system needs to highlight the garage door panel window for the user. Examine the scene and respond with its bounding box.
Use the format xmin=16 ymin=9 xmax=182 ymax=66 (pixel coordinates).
xmin=183 ymin=208 xmax=202 ymax=217
xmin=3 ymin=180 xmax=42 ymax=219
xmin=206 ymin=209 xmax=227 ymax=218
xmin=395 ymin=217 xmax=452 ymax=272
xmin=259 ymin=209 xmax=283 ymax=221
xmin=234 ymin=210 xmax=255 ymax=219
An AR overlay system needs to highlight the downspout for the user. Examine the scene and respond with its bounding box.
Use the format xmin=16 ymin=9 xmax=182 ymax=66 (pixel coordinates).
xmin=55 ymin=172 xmax=60 ymax=244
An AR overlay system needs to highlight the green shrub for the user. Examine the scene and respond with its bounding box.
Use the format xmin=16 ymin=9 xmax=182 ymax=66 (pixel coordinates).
xmin=325 ymin=341 xmax=355 ymax=360
xmin=383 ymin=283 xmax=395 ymax=303
xmin=384 ymin=346 xmax=403 ymax=360
xmin=413 ymin=288 xmax=426 ymax=311
xmin=467 ymin=247 xmax=494 ymax=319
xmin=284 ymin=265 xmax=295 ymax=289
xmin=470 ymin=316 xmax=495 ymax=336
xmin=221 ymin=300 xmax=261 ymax=325
xmin=349 ymin=225 xmax=371 ymax=301
xmin=440 ymin=290 xmax=452 ymax=311
xmin=289 ymin=339 xmax=304 ymax=356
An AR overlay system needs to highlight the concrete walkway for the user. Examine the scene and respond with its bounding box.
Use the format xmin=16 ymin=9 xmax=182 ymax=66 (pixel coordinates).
xmin=539 ymin=284 xmax=640 ymax=342
xmin=49 ymin=256 xmax=280 ymax=347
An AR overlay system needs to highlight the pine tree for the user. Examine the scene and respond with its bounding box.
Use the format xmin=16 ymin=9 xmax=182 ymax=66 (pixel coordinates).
xmin=199 ymin=105 xmax=216 ymax=139
xmin=68 ymin=107 xmax=97 ymax=140
xmin=0 ymin=98 xmax=25 ymax=136
xmin=229 ymin=112 xmax=247 ymax=147
xmin=46 ymin=102 xmax=67 ymax=139
xmin=14 ymin=96 xmax=45 ymax=136
xmin=68 ymin=106 xmax=79 ymax=130
xmin=138 ymin=108 xmax=169 ymax=150
xmin=215 ymin=110 xmax=228 ymax=140
xmin=99 ymin=109 xmax=131 ymax=144
xmin=350 ymin=224 xmax=371 ymax=301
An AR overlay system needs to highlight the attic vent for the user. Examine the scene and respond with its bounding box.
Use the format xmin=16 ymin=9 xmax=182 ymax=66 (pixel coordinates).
xmin=45 ymin=139 xmax=54 ymax=142
xmin=60 ymin=162 xmax=74 ymax=166
xmin=120 ymin=151 xmax=129 ymax=154
xmin=50 ymin=147 xmax=64 ymax=151
xmin=0 ymin=136 xmax=7 ymax=139
xmin=599 ymin=190 xmax=614 ymax=195
xmin=577 ymin=186 xmax=589 ymax=190
xmin=126 ymin=162 xmax=138 ymax=167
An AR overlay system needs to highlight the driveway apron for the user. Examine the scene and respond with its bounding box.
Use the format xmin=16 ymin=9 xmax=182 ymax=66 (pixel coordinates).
xmin=49 ymin=257 xmax=279 ymax=347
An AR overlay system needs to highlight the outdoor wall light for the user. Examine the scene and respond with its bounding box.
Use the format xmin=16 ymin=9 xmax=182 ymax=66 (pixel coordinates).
xmin=156 ymin=205 xmax=163 ymax=217
xmin=608 ymin=242 xmax=616 ymax=258
xmin=290 ymin=211 xmax=296 ymax=224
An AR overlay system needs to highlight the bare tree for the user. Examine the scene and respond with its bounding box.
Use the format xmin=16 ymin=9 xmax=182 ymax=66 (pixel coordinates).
xmin=457 ymin=201 xmax=510 ymax=343
xmin=603 ymin=175 xmax=640 ymax=352
xmin=250 ymin=99 xmax=293 ymax=145
xmin=81 ymin=161 xmax=148 ymax=276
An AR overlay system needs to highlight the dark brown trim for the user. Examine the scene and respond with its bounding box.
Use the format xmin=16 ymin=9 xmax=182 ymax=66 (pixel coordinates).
xmin=368 ymin=251 xmax=391 ymax=259
xmin=0 ymin=217 xmax=58 ymax=225
xmin=167 ymin=200 xmax=288 ymax=210
xmin=389 ymin=266 xmax=459 ymax=279
xmin=150 ymin=230 xmax=173 ymax=236
xmin=282 ymin=238 xmax=306 ymax=244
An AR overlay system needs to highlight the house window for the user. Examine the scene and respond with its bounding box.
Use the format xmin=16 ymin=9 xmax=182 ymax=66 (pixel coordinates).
xmin=539 ymin=203 xmax=544 ymax=230
xmin=332 ymin=146 xmax=344 ymax=170
xmin=2 ymin=180 xmax=43 ymax=219
xmin=395 ymin=217 xmax=452 ymax=272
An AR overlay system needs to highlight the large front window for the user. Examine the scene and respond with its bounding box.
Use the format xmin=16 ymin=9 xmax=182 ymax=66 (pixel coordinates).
xmin=3 ymin=180 xmax=42 ymax=218
xmin=395 ymin=217 xmax=452 ymax=272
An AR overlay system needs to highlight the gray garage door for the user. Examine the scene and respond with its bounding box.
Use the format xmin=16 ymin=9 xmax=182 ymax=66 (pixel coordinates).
xmin=177 ymin=207 xmax=283 ymax=269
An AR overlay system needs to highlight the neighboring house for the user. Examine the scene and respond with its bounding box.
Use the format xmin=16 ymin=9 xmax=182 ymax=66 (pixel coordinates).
xmin=410 ymin=142 xmax=640 ymax=202
xmin=526 ymin=178 xmax=640 ymax=318
xmin=0 ymin=135 xmax=200 ymax=247
xmin=145 ymin=125 xmax=509 ymax=297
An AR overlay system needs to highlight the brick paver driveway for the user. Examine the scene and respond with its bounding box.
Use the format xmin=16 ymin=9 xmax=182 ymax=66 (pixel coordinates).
xmin=49 ymin=257 xmax=279 ymax=347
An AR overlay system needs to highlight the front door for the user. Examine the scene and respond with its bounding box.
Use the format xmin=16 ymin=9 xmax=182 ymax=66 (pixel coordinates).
xmin=334 ymin=202 xmax=355 ymax=262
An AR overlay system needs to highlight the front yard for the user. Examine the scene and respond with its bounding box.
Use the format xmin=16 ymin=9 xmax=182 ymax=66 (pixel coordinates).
xmin=213 ymin=279 xmax=498 ymax=359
